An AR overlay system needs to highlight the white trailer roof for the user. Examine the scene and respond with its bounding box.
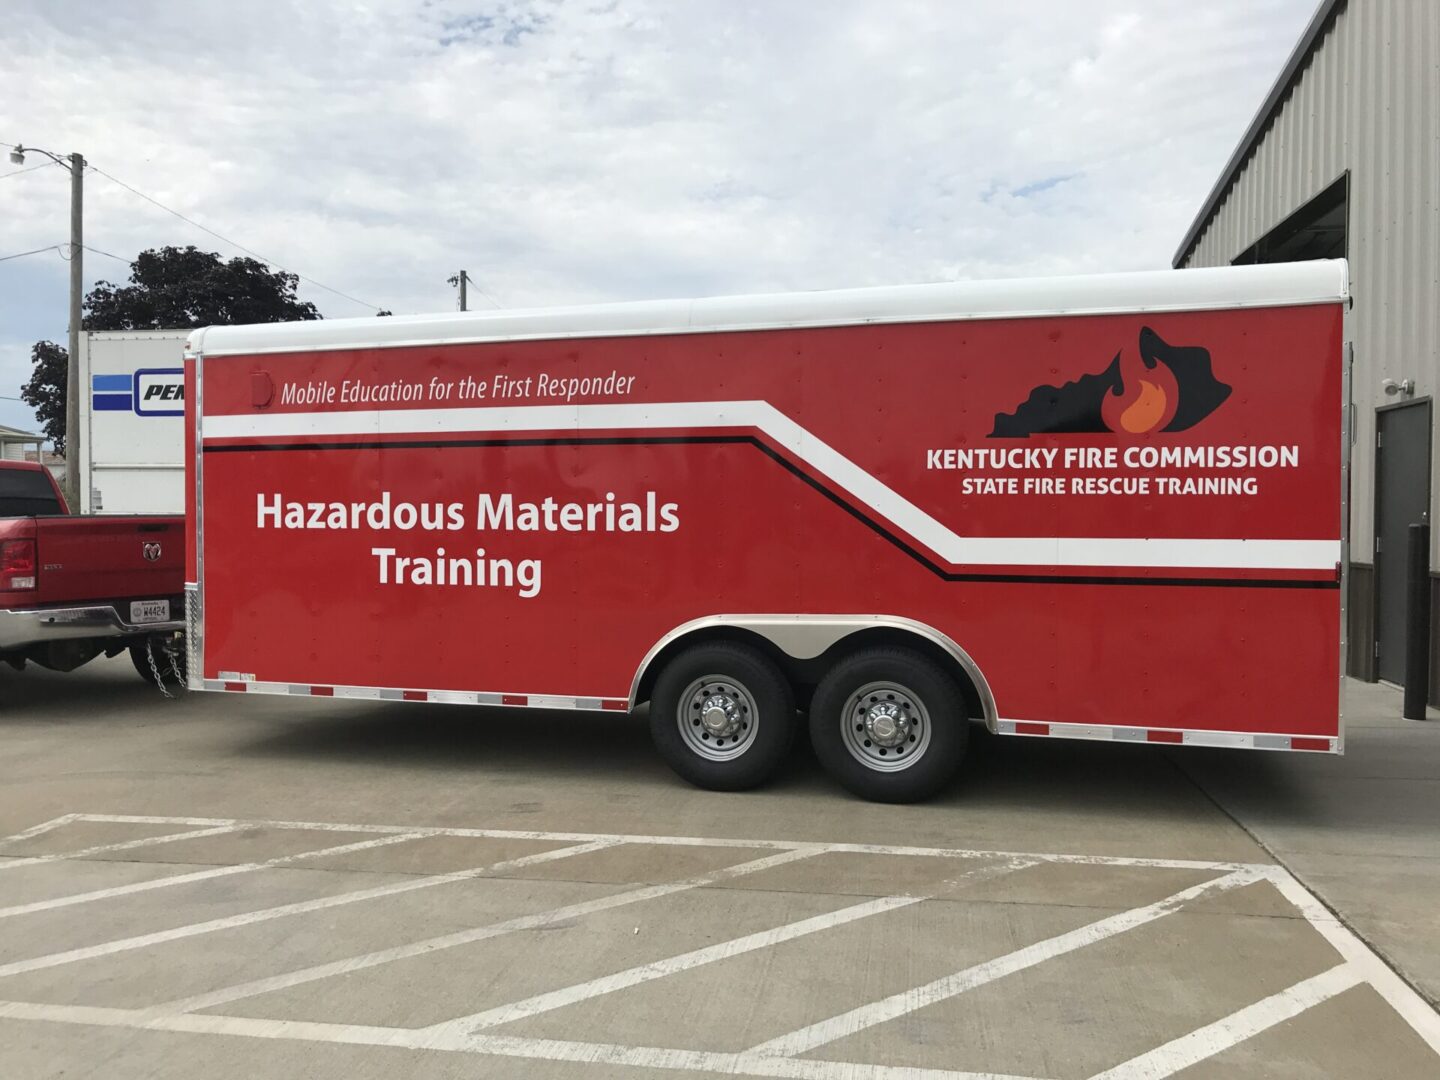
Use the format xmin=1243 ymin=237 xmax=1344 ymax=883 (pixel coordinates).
xmin=188 ymin=260 xmax=1348 ymax=358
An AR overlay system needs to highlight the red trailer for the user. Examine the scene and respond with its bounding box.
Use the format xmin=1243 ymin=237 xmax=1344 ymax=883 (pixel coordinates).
xmin=185 ymin=262 xmax=1348 ymax=802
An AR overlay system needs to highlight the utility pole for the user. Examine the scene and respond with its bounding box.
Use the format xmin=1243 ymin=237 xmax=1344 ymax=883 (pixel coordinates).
xmin=449 ymin=270 xmax=469 ymax=312
xmin=10 ymin=144 xmax=85 ymax=511
xmin=66 ymin=152 xmax=84 ymax=513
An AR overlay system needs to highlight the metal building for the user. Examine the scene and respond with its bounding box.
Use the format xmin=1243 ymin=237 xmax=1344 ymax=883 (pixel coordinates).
xmin=1174 ymin=0 xmax=1440 ymax=703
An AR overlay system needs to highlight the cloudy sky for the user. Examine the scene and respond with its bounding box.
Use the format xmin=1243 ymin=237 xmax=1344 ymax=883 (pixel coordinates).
xmin=1 ymin=0 xmax=1317 ymax=436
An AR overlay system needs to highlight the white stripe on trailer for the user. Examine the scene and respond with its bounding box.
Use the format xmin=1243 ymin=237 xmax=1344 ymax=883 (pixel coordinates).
xmin=203 ymin=400 xmax=1339 ymax=572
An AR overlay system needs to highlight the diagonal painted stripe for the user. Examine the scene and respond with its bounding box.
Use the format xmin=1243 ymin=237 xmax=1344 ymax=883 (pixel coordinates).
xmin=0 ymin=826 xmax=241 ymax=872
xmin=747 ymin=869 xmax=1258 ymax=1057
xmin=0 ymin=832 xmax=433 ymax=920
xmin=1088 ymin=964 xmax=1363 ymax=1080
xmin=435 ymin=896 xmax=922 ymax=1035
xmin=0 ymin=816 xmax=80 ymax=846
xmin=0 ymin=841 xmax=615 ymax=980
xmin=0 ymin=999 xmax=1044 ymax=1080
xmin=429 ymin=858 xmax=1029 ymax=1036
xmin=155 ymin=846 xmax=825 ymax=1016
xmin=202 ymin=401 xmax=1338 ymax=571
xmin=1262 ymin=867 xmax=1440 ymax=1057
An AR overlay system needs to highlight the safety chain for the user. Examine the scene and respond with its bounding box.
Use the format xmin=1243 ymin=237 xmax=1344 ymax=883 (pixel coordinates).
xmin=145 ymin=636 xmax=173 ymax=698
xmin=145 ymin=635 xmax=187 ymax=699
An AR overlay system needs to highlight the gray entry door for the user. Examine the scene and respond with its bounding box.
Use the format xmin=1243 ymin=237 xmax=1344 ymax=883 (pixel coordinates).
xmin=1375 ymin=400 xmax=1432 ymax=684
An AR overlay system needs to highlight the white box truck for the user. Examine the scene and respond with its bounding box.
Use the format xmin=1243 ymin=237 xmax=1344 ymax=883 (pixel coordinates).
xmin=77 ymin=330 xmax=187 ymax=515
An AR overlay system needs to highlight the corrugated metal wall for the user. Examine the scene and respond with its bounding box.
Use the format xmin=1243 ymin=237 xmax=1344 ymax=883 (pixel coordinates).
xmin=1181 ymin=0 xmax=1440 ymax=564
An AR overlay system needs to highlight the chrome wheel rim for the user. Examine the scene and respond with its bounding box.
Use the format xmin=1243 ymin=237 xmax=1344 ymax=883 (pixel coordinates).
xmin=677 ymin=675 xmax=759 ymax=761
xmin=840 ymin=682 xmax=930 ymax=772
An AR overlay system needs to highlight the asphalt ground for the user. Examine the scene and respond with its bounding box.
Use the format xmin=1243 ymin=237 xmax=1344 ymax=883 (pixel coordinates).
xmin=1 ymin=658 xmax=1437 ymax=1079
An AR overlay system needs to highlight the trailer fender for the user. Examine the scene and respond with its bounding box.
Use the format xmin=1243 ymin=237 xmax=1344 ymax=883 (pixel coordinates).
xmin=628 ymin=615 xmax=998 ymax=731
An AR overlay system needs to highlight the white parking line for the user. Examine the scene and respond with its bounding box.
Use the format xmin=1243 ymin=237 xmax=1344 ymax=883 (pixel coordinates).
xmin=1088 ymin=964 xmax=1364 ymax=1079
xmin=1 ymin=814 xmax=1436 ymax=1080
xmin=428 ymin=858 xmax=1030 ymax=1036
xmin=0 ymin=1000 xmax=1046 ymax=1080
xmin=155 ymin=846 xmax=824 ymax=1016
xmin=1262 ymin=866 xmax=1440 ymax=1057
xmin=0 ymin=832 xmax=433 ymax=919
xmin=0 ymin=815 xmax=79 ymax=846
xmin=0 ymin=825 xmax=241 ymax=871
xmin=0 ymin=840 xmax=615 ymax=980
xmin=434 ymin=894 xmax=926 ymax=1034
xmin=747 ymin=869 xmax=1258 ymax=1058
xmin=69 ymin=814 xmax=1257 ymax=872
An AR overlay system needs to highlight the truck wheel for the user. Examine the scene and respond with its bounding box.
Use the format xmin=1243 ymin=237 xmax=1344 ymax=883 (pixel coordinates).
xmin=809 ymin=648 xmax=967 ymax=803
xmin=129 ymin=635 xmax=186 ymax=689
xmin=650 ymin=642 xmax=795 ymax=791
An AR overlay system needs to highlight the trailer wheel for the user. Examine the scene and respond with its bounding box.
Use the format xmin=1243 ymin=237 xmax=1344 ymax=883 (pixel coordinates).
xmin=809 ymin=648 xmax=967 ymax=803
xmin=649 ymin=642 xmax=795 ymax=791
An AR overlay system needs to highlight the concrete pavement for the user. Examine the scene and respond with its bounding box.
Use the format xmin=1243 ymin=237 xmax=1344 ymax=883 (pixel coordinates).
xmin=1181 ymin=677 xmax=1440 ymax=1008
xmin=0 ymin=658 xmax=1436 ymax=1078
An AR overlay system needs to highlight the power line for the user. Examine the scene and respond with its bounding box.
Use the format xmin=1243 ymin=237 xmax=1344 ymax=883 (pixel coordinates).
xmin=87 ymin=164 xmax=386 ymax=313
xmin=0 ymin=245 xmax=61 ymax=263
xmin=80 ymin=243 xmax=132 ymax=265
xmin=0 ymin=161 xmax=61 ymax=181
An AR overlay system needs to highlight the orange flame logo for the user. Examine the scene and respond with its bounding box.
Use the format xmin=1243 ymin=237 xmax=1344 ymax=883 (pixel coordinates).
xmin=1100 ymin=346 xmax=1179 ymax=435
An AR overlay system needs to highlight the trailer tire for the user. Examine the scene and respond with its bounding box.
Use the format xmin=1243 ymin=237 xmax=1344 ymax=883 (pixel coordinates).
xmin=649 ymin=642 xmax=796 ymax=791
xmin=809 ymin=648 xmax=967 ymax=803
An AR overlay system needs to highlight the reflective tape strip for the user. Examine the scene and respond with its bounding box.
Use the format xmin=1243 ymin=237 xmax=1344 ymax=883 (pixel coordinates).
xmin=199 ymin=681 xmax=628 ymax=714
xmin=998 ymin=718 xmax=1337 ymax=753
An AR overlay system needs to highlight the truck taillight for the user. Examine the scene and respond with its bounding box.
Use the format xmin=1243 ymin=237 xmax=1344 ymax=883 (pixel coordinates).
xmin=1 ymin=539 xmax=36 ymax=590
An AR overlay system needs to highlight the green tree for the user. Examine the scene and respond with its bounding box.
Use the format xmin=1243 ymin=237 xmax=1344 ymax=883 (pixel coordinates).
xmin=84 ymin=246 xmax=321 ymax=329
xmin=25 ymin=245 xmax=325 ymax=448
xmin=20 ymin=341 xmax=69 ymax=453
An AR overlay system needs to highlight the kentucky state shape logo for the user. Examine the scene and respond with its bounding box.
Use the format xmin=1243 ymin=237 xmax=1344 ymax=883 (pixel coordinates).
xmin=990 ymin=326 xmax=1231 ymax=438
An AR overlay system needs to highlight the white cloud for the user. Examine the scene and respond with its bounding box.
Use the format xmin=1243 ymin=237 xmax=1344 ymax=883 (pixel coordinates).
xmin=0 ymin=0 xmax=1316 ymax=433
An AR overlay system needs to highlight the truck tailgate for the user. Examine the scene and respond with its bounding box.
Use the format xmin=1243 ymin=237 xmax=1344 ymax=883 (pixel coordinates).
xmin=33 ymin=516 xmax=183 ymax=605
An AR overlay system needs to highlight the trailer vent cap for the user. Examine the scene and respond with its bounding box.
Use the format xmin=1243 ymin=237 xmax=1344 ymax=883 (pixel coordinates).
xmin=251 ymin=371 xmax=274 ymax=408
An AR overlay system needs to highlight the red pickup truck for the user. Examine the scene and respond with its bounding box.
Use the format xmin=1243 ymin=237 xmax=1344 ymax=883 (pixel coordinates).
xmin=0 ymin=460 xmax=184 ymax=683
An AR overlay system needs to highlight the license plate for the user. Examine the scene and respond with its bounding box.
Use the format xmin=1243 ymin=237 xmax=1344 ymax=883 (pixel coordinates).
xmin=130 ymin=600 xmax=170 ymax=624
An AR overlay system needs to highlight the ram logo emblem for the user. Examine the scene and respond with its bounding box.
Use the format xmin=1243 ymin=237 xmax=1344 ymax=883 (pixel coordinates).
xmin=142 ymin=542 xmax=162 ymax=562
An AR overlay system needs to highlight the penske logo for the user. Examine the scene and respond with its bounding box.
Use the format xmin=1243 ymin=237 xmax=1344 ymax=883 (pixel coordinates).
xmin=135 ymin=369 xmax=185 ymax=416
xmin=90 ymin=367 xmax=185 ymax=417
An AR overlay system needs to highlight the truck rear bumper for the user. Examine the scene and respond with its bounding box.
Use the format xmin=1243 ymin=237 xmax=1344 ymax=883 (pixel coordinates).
xmin=0 ymin=605 xmax=184 ymax=651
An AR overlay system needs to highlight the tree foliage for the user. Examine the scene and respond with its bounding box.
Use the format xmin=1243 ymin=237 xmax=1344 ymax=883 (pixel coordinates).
xmin=84 ymin=246 xmax=321 ymax=330
xmin=21 ymin=342 xmax=69 ymax=453
xmin=25 ymin=246 xmax=324 ymax=448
